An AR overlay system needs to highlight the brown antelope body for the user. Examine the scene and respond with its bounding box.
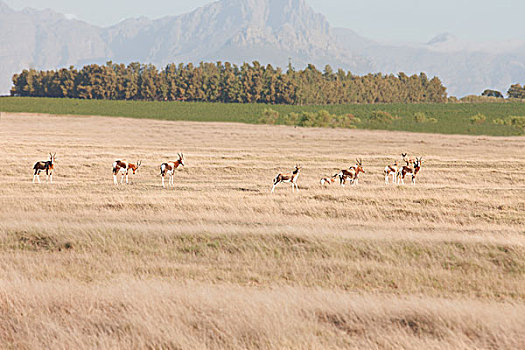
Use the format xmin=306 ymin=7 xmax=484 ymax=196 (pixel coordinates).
xmin=33 ymin=153 xmax=56 ymax=183
xmin=271 ymin=166 xmax=301 ymax=193
xmin=338 ymin=159 xmax=365 ymax=187
xmin=160 ymin=153 xmax=185 ymax=188
xmin=384 ymin=154 xmax=407 ymax=184
xmin=384 ymin=161 xmax=399 ymax=184
xmin=113 ymin=160 xmax=142 ymax=185
xmin=397 ymin=157 xmax=423 ymax=184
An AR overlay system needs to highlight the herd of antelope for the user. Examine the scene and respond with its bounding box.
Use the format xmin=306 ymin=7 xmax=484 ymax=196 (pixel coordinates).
xmin=32 ymin=152 xmax=423 ymax=191
xmin=382 ymin=153 xmax=424 ymax=185
xmin=271 ymin=153 xmax=423 ymax=192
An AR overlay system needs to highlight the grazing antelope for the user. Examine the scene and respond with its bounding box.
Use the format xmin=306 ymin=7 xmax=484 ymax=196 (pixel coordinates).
xmin=320 ymin=174 xmax=338 ymax=186
xmin=384 ymin=161 xmax=399 ymax=184
xmin=397 ymin=157 xmax=423 ymax=184
xmin=338 ymin=159 xmax=365 ymax=187
xmin=33 ymin=153 xmax=56 ymax=183
xmin=271 ymin=165 xmax=301 ymax=193
xmin=160 ymin=153 xmax=185 ymax=188
xmin=112 ymin=159 xmax=142 ymax=185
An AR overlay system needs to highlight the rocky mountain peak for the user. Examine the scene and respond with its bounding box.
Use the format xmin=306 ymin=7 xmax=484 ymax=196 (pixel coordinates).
xmin=0 ymin=0 xmax=525 ymax=96
xmin=426 ymin=32 xmax=457 ymax=45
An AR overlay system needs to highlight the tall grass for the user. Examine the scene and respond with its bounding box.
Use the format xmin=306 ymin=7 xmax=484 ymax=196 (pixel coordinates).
xmin=0 ymin=113 xmax=524 ymax=348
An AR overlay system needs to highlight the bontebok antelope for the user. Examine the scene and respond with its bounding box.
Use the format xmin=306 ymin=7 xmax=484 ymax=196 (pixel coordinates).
xmin=384 ymin=160 xmax=399 ymax=184
xmin=33 ymin=153 xmax=56 ymax=183
xmin=112 ymin=160 xmax=142 ymax=185
xmin=338 ymin=159 xmax=365 ymax=187
xmin=160 ymin=153 xmax=185 ymax=188
xmin=397 ymin=157 xmax=423 ymax=184
xmin=271 ymin=165 xmax=301 ymax=193
xmin=385 ymin=153 xmax=412 ymax=184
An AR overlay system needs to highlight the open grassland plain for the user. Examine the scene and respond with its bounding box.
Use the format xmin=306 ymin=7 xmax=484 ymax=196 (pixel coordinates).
xmin=1 ymin=97 xmax=525 ymax=135
xmin=0 ymin=113 xmax=524 ymax=349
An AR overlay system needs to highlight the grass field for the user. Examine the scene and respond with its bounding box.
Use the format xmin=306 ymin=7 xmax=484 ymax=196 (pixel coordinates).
xmin=1 ymin=112 xmax=524 ymax=349
xmin=1 ymin=96 xmax=525 ymax=136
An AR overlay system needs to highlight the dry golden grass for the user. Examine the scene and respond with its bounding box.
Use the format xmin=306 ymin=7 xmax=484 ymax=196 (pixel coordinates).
xmin=1 ymin=113 xmax=524 ymax=349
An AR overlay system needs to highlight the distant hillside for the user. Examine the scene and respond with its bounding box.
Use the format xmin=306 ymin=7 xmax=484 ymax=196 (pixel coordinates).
xmin=1 ymin=0 xmax=525 ymax=96
xmin=334 ymin=29 xmax=525 ymax=97
xmin=103 ymin=0 xmax=370 ymax=72
xmin=0 ymin=1 xmax=107 ymax=94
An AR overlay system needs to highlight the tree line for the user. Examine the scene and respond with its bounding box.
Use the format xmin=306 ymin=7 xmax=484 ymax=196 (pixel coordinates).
xmin=507 ymin=84 xmax=525 ymax=99
xmin=11 ymin=61 xmax=448 ymax=104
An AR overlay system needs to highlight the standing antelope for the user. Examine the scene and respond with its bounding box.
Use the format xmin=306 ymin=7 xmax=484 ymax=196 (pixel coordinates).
xmin=160 ymin=153 xmax=185 ymax=188
xmin=271 ymin=165 xmax=301 ymax=193
xmin=338 ymin=159 xmax=365 ymax=187
xmin=397 ymin=157 xmax=423 ymax=184
xmin=112 ymin=160 xmax=142 ymax=185
xmin=385 ymin=153 xmax=412 ymax=184
xmin=384 ymin=160 xmax=400 ymax=184
xmin=33 ymin=153 xmax=56 ymax=183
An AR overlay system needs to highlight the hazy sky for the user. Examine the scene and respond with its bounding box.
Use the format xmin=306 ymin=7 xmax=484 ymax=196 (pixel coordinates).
xmin=4 ymin=0 xmax=524 ymax=43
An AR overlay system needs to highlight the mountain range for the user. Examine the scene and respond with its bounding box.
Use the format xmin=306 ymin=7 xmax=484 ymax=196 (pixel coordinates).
xmin=1 ymin=0 xmax=525 ymax=97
